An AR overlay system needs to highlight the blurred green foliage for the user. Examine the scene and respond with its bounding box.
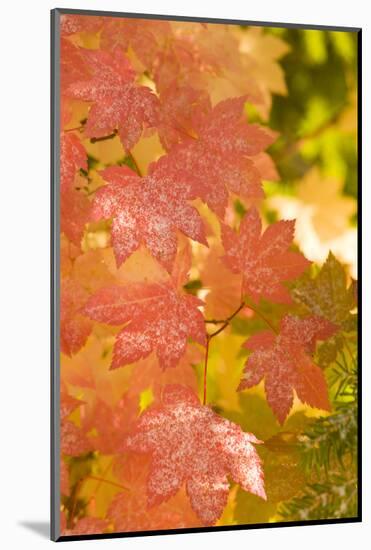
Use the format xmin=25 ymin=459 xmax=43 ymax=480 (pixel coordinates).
xmin=266 ymin=28 xmax=358 ymax=198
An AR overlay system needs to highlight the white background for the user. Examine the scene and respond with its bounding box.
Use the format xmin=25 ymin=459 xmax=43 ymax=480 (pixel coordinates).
xmin=0 ymin=0 xmax=368 ymax=548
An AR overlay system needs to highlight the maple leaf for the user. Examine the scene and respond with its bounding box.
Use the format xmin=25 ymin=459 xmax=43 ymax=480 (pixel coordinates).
xmin=60 ymin=458 xmax=69 ymax=495
xmin=60 ymin=131 xmax=90 ymax=247
xmin=268 ymin=168 xmax=357 ymax=277
xmin=60 ymin=182 xmax=91 ymax=248
xmin=60 ymin=132 xmax=87 ymax=192
xmin=124 ymin=385 xmax=266 ymax=525
xmin=199 ymin=245 xmax=251 ymax=320
xmin=222 ymin=207 xmax=311 ymax=304
xmin=66 ymin=48 xmax=159 ymax=150
xmin=157 ymin=96 xmax=276 ymax=217
xmin=108 ymin=453 xmax=200 ymax=531
xmin=85 ymin=394 xmax=139 ymax=455
xmin=239 ymin=315 xmax=338 ymax=424
xmin=291 ymin=251 xmax=356 ymax=326
xmin=152 ymin=24 xmax=222 ymax=95
xmin=127 ymin=348 xmax=201 ymax=407
xmin=169 ymin=236 xmax=193 ymax=289
xmin=100 ymin=18 xmax=171 ymax=71
xmin=60 ymin=38 xmax=90 ymax=94
xmin=60 ymin=14 xmax=104 ymax=36
xmin=60 ymin=390 xmax=91 ymax=456
xmin=62 ymin=517 xmax=109 ymax=536
xmin=237 ymin=26 xmax=290 ymax=118
xmin=239 ymin=27 xmax=290 ymax=96
xmin=157 ymin=85 xmax=211 ymax=151
xmin=61 ymin=278 xmax=93 ymax=356
xmin=153 ymin=24 xmax=263 ymax=107
xmin=83 ymin=281 xmax=206 ymax=370
xmin=90 ymin=162 xmax=207 ymax=271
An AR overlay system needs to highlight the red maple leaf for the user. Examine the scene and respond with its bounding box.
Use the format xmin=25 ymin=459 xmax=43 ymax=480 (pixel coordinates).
xmin=61 ymin=278 xmax=93 ymax=356
xmin=100 ymin=18 xmax=171 ymax=71
xmin=83 ymin=394 xmax=139 ymax=455
xmin=62 ymin=517 xmax=109 ymax=536
xmin=124 ymin=385 xmax=266 ymax=525
xmin=91 ymin=162 xmax=207 ymax=271
xmin=157 ymin=85 xmax=211 ymax=151
xmin=60 ymin=14 xmax=104 ymax=36
xmin=60 ymin=38 xmax=90 ymax=94
xmin=66 ymin=48 xmax=159 ymax=150
xmin=60 ymin=458 xmax=69 ymax=496
xmin=156 ymin=96 xmax=276 ymax=217
xmin=239 ymin=315 xmax=338 ymax=424
xmin=83 ymin=282 xmax=206 ymax=370
xmin=109 ymin=453 xmax=200 ymax=531
xmin=222 ymin=207 xmax=311 ymax=304
xmin=60 ymin=390 xmax=91 ymax=456
xmin=60 ymin=132 xmax=87 ymax=192
xmin=60 ymin=127 xmax=90 ymax=247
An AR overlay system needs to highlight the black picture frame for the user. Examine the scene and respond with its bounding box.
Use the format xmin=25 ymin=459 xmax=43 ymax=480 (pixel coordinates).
xmin=51 ymin=7 xmax=362 ymax=542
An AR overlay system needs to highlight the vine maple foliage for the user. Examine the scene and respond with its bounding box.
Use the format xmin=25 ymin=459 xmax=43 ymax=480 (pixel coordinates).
xmin=124 ymin=385 xmax=265 ymax=525
xmin=239 ymin=315 xmax=337 ymax=424
xmin=58 ymin=14 xmax=357 ymax=536
xmin=90 ymin=162 xmax=207 ymax=270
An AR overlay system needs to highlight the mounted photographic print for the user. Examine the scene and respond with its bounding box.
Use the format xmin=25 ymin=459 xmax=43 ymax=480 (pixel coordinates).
xmin=51 ymin=8 xmax=361 ymax=542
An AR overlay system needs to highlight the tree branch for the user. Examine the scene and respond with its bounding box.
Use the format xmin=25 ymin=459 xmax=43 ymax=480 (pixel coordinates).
xmin=90 ymin=130 xmax=118 ymax=143
xmin=202 ymin=300 xmax=278 ymax=405
xmin=208 ymin=302 xmax=246 ymax=338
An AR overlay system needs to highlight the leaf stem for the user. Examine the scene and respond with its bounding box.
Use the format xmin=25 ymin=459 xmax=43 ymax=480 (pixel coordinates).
xmin=91 ymin=457 xmax=114 ymax=498
xmin=85 ymin=476 xmax=129 ymax=492
xmin=68 ymin=473 xmax=129 ymax=527
xmin=208 ymin=302 xmax=246 ymax=338
xmin=127 ymin=151 xmax=142 ymax=177
xmin=203 ymin=302 xmax=245 ymax=405
xmin=246 ymin=302 xmax=278 ymax=334
xmin=203 ymin=335 xmax=210 ymax=406
xmin=90 ymin=130 xmax=118 ymax=143
xmin=69 ymin=478 xmax=83 ymax=528
xmin=64 ymin=125 xmax=84 ymax=133
xmin=202 ymin=299 xmax=277 ymax=404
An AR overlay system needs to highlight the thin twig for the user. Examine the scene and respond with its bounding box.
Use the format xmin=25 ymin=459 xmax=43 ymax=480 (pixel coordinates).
xmin=246 ymin=302 xmax=278 ymax=334
xmin=208 ymin=302 xmax=246 ymax=338
xmin=202 ymin=298 xmax=277 ymax=404
xmin=64 ymin=125 xmax=84 ymax=133
xmin=203 ymin=302 xmax=245 ymax=405
xmin=91 ymin=457 xmax=114 ymax=498
xmin=85 ymin=476 xmax=129 ymax=492
xmin=127 ymin=151 xmax=142 ymax=177
xmin=203 ymin=336 xmax=210 ymax=406
xmin=90 ymin=130 xmax=118 ymax=143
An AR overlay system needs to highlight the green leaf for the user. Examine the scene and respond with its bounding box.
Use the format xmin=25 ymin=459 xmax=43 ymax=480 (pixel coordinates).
xmin=291 ymin=252 xmax=356 ymax=325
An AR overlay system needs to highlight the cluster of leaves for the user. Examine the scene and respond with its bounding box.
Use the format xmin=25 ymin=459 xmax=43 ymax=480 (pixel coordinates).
xmin=279 ymin=254 xmax=358 ymax=521
xmin=58 ymin=14 xmax=358 ymax=536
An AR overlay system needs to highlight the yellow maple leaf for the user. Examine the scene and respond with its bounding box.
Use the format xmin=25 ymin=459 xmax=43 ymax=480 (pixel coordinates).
xmin=269 ymin=168 xmax=357 ymax=276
